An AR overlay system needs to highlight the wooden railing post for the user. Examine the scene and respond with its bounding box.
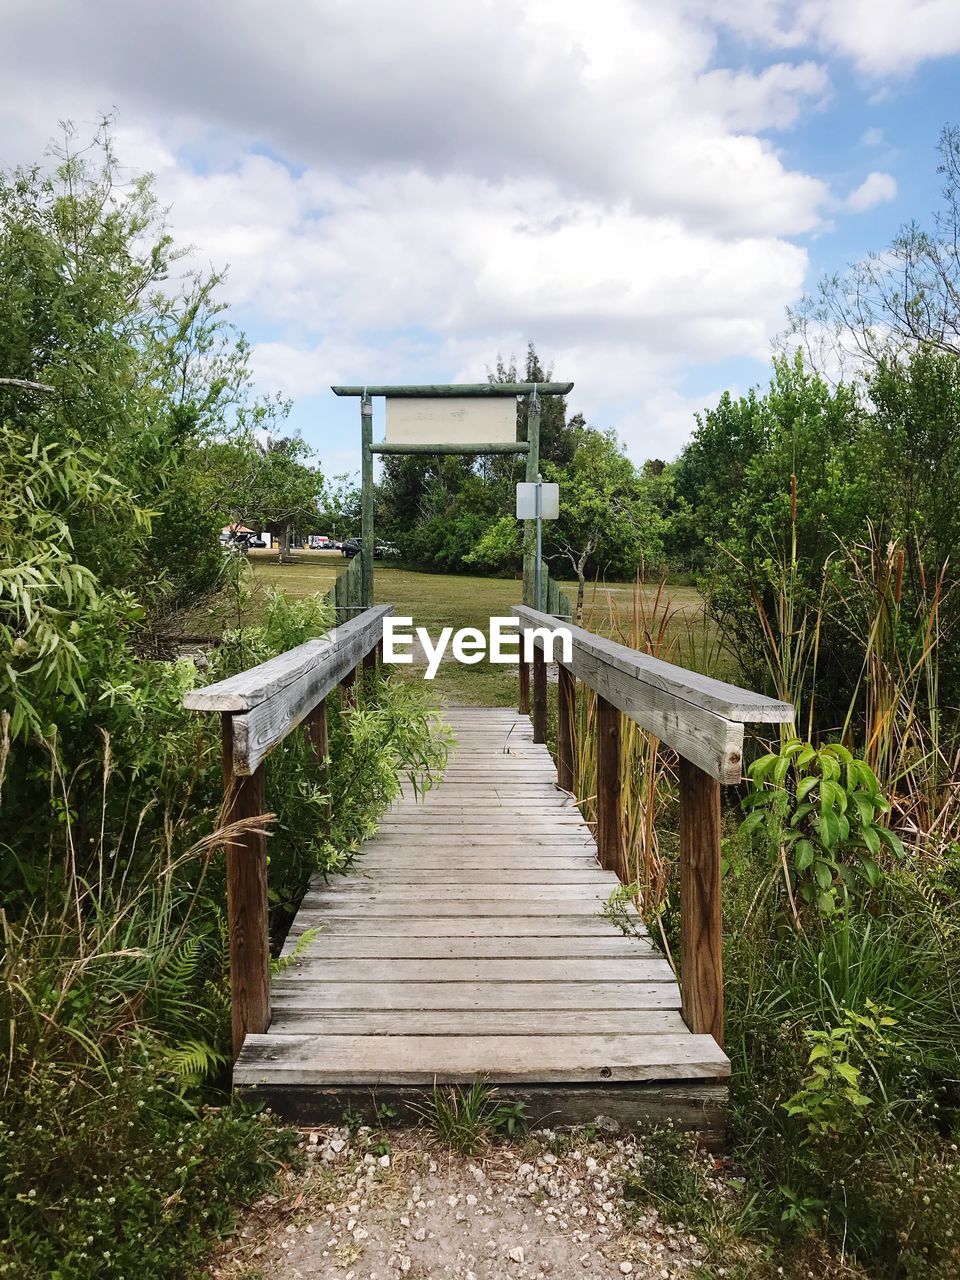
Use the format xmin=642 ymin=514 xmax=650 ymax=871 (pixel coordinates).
xmin=305 ymin=696 xmax=329 ymax=763
xmin=557 ymin=663 xmax=576 ymax=792
xmin=678 ymin=756 xmax=724 ymax=1047
xmin=221 ymin=715 xmax=271 ymax=1061
xmin=518 ymin=661 xmax=530 ymax=715
xmin=595 ymin=693 xmax=621 ymax=874
xmin=532 ymin=645 xmax=547 ymax=743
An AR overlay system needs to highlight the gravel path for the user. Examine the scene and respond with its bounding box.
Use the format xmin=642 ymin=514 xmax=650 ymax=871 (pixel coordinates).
xmin=210 ymin=1124 xmax=713 ymax=1280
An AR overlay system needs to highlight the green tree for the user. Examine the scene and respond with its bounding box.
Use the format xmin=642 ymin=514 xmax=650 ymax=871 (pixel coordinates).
xmin=234 ymin=434 xmax=325 ymax=560
xmin=545 ymin=425 xmax=662 ymax=619
xmin=790 ymin=124 xmax=960 ymax=371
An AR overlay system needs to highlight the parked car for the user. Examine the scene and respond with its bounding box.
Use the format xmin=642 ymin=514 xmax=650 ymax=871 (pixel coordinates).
xmin=248 ymin=537 xmax=267 ymax=548
xmin=341 ymin=538 xmax=391 ymax=559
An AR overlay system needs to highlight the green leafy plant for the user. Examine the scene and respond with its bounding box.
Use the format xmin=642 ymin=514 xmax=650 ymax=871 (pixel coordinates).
xmin=783 ymin=1002 xmax=901 ymax=1142
xmin=417 ymin=1081 xmax=527 ymax=1154
xmin=741 ymin=738 xmax=904 ymax=920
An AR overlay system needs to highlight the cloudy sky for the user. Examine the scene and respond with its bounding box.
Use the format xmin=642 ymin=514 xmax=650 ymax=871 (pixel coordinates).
xmin=1 ymin=1 xmax=958 ymax=476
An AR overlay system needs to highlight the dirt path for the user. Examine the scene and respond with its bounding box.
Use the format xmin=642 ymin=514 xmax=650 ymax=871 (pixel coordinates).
xmin=210 ymin=1123 xmax=713 ymax=1280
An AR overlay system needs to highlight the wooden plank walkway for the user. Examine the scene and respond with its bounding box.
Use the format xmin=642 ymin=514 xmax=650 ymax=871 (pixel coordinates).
xmin=235 ymin=706 xmax=730 ymax=1135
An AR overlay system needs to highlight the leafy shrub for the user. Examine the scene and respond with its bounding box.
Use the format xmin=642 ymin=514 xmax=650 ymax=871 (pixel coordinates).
xmin=1 ymin=1051 xmax=299 ymax=1280
xmin=740 ymin=738 xmax=904 ymax=919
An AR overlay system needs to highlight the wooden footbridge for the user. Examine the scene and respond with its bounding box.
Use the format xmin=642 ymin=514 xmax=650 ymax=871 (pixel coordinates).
xmin=185 ymin=599 xmax=791 ymax=1140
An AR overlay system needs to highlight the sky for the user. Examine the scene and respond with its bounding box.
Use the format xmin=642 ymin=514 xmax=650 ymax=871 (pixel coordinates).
xmin=0 ymin=0 xmax=958 ymax=480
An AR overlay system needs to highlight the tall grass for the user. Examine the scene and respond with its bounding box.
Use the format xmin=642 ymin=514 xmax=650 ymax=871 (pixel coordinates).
xmin=568 ymin=575 xmax=717 ymax=914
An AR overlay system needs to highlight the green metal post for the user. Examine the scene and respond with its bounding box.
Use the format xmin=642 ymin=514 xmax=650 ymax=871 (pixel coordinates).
xmin=522 ymin=394 xmax=541 ymax=608
xmin=361 ymin=394 xmax=374 ymax=608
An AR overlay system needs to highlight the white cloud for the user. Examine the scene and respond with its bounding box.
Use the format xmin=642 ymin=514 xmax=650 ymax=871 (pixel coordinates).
xmin=0 ymin=0 xmax=945 ymax=467
xmin=0 ymin=0 xmax=829 ymax=236
xmin=861 ymin=127 xmax=884 ymax=148
xmin=845 ymin=171 xmax=897 ymax=213
xmin=697 ymin=0 xmax=960 ymax=75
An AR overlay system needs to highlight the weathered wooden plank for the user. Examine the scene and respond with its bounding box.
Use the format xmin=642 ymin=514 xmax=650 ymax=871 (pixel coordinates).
xmin=285 ymin=915 xmax=621 ymax=936
xmin=679 ymin=756 xmax=724 ymax=1048
xmin=266 ymin=981 xmax=677 ymax=1010
xmin=516 ymin=604 xmax=793 ymax=782
xmin=279 ymin=932 xmax=648 ymax=958
xmin=185 ymin=606 xmax=391 ymax=774
xmin=184 ymin=605 xmax=389 ymax=712
xmin=221 ymin=719 xmax=270 ymax=1062
xmin=515 ymin=604 xmax=793 ymax=723
xmin=304 ymin=884 xmax=613 ymax=902
xmin=267 ymin=1009 xmax=686 ymax=1035
xmin=557 ymin=663 xmax=576 ymax=792
xmin=234 ymin=1032 xmax=728 ymax=1085
xmin=335 ymin=868 xmax=614 ymax=884
xmin=278 ymin=957 xmax=673 ymax=983
xmin=358 ymin=836 xmax=597 ymax=849
xmin=343 ymin=867 xmax=606 ymax=882
xmin=301 ymin=900 xmax=616 ymax=917
xmin=234 ymin=1081 xmax=726 ymax=1144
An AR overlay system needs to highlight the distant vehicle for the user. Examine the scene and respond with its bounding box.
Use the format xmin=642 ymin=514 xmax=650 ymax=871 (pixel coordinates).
xmin=341 ymin=538 xmax=389 ymax=560
xmin=248 ymin=537 xmax=267 ymax=548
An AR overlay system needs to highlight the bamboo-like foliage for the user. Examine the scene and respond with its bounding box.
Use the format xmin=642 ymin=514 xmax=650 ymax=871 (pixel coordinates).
xmin=568 ymin=576 xmax=709 ymax=914
xmin=733 ymin=485 xmax=957 ymax=857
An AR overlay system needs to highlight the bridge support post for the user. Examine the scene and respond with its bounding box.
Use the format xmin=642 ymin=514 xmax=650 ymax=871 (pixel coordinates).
xmin=679 ymin=756 xmax=724 ymax=1048
xmin=221 ymin=715 xmax=271 ymax=1062
xmin=595 ymin=693 xmax=622 ymax=875
xmin=518 ymin=661 xmax=530 ymax=715
xmin=532 ymin=645 xmax=547 ymax=743
xmin=557 ymin=663 xmax=576 ymax=792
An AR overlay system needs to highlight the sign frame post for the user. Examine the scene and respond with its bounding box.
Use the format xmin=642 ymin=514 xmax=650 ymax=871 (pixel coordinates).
xmin=331 ymin=383 xmax=573 ymax=610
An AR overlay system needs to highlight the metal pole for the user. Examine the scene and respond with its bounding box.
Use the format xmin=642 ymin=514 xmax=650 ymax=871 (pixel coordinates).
xmin=360 ymin=394 xmax=374 ymax=608
xmin=535 ymin=473 xmax=543 ymax=613
xmin=523 ymin=394 xmax=541 ymax=607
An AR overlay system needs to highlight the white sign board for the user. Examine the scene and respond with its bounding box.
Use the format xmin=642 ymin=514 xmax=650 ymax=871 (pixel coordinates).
xmin=516 ymin=481 xmax=559 ymax=520
xmin=385 ymin=396 xmax=516 ymax=446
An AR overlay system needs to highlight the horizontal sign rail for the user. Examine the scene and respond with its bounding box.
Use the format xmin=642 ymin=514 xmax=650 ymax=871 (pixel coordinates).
xmin=515 ymin=604 xmax=793 ymax=784
xmin=370 ymin=441 xmax=530 ymax=455
xmin=332 ymin=382 xmax=573 ymax=398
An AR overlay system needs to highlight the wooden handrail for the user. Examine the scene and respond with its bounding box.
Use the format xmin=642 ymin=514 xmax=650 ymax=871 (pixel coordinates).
xmin=184 ymin=604 xmax=392 ymax=1060
xmin=515 ymin=604 xmax=793 ymax=1047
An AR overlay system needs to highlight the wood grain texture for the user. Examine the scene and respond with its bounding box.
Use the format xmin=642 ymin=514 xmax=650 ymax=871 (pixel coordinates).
xmin=187 ymin=606 xmax=391 ymax=775
xmin=232 ymin=704 xmax=730 ymax=1126
xmin=222 ymin=717 xmax=271 ymax=1061
xmin=516 ymin=604 xmax=792 ymax=782
xmin=233 ymin=1082 xmax=727 ymax=1144
xmin=596 ymin=693 xmax=622 ymax=875
xmin=557 ymin=663 xmax=576 ymax=792
xmin=518 ymin=661 xmax=531 ymax=715
xmin=679 ymin=756 xmax=724 ymax=1048
xmin=184 ymin=604 xmax=389 ymax=711
xmin=532 ymin=645 xmax=547 ymax=743
xmin=235 ymin=1033 xmax=728 ymax=1085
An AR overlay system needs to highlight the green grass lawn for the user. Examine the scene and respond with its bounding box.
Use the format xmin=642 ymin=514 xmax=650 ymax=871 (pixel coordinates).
xmin=222 ymin=553 xmax=717 ymax=705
